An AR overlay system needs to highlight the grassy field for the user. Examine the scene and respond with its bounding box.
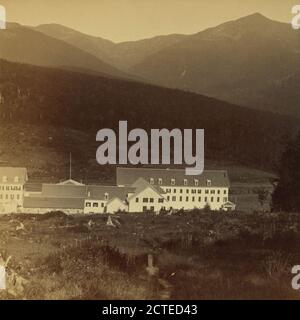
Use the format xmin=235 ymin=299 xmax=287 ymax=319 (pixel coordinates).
xmin=0 ymin=210 xmax=300 ymax=300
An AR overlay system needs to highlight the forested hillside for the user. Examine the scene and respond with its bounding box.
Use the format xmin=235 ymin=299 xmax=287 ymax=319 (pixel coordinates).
xmin=0 ymin=59 xmax=298 ymax=178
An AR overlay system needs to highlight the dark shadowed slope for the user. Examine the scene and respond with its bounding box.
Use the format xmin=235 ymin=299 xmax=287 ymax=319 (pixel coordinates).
xmin=130 ymin=13 xmax=300 ymax=116
xmin=0 ymin=59 xmax=298 ymax=176
xmin=34 ymin=23 xmax=186 ymax=71
xmin=33 ymin=24 xmax=116 ymax=66
xmin=0 ymin=23 xmax=132 ymax=80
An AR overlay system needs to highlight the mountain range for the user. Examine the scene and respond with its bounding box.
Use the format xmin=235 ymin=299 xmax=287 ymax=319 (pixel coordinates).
xmin=33 ymin=23 xmax=186 ymax=71
xmin=0 ymin=22 xmax=131 ymax=80
xmin=30 ymin=13 xmax=300 ymax=117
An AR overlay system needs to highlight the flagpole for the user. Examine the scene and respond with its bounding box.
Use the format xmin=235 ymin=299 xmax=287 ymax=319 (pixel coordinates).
xmin=69 ymin=153 xmax=72 ymax=180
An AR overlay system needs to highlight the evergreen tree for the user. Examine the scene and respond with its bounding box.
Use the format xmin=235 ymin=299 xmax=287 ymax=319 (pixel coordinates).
xmin=272 ymin=133 xmax=300 ymax=212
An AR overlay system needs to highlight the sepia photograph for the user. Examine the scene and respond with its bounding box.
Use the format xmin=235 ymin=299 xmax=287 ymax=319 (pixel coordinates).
xmin=0 ymin=0 xmax=300 ymax=306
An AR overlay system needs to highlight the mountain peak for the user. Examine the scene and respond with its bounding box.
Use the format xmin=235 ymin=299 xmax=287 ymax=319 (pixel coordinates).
xmin=199 ymin=12 xmax=283 ymax=39
xmin=245 ymin=12 xmax=268 ymax=19
xmin=236 ymin=12 xmax=274 ymax=25
xmin=36 ymin=23 xmax=83 ymax=36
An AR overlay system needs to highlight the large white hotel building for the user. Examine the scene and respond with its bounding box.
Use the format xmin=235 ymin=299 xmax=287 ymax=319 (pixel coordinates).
xmin=0 ymin=166 xmax=235 ymax=214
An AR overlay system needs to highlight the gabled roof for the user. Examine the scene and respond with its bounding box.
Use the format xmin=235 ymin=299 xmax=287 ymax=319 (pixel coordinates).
xmin=24 ymin=184 xmax=87 ymax=209
xmin=222 ymin=201 xmax=236 ymax=207
xmin=58 ymin=179 xmax=85 ymax=186
xmin=87 ymin=185 xmax=135 ymax=201
xmin=131 ymin=177 xmax=165 ymax=194
xmin=24 ymin=182 xmax=136 ymax=210
xmin=128 ymin=177 xmax=165 ymax=201
xmin=23 ymin=197 xmax=85 ymax=209
xmin=41 ymin=184 xmax=87 ymax=198
xmin=24 ymin=183 xmax=43 ymax=193
xmin=0 ymin=167 xmax=28 ymax=184
xmin=106 ymin=197 xmax=126 ymax=206
xmin=116 ymin=167 xmax=230 ymax=188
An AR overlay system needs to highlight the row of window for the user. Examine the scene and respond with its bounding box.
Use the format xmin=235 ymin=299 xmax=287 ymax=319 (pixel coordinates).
xmin=85 ymin=202 xmax=105 ymax=208
xmin=0 ymin=194 xmax=21 ymax=200
xmin=166 ymin=196 xmax=228 ymax=203
xmin=84 ymin=197 xmax=229 ymax=208
xmin=1 ymin=176 xmax=21 ymax=183
xmin=150 ymin=178 xmax=212 ymax=187
xmin=143 ymin=206 xmax=155 ymax=212
xmin=0 ymin=186 xmax=22 ymax=191
xmin=136 ymin=198 xmax=164 ymax=203
xmin=165 ymin=188 xmax=227 ymax=195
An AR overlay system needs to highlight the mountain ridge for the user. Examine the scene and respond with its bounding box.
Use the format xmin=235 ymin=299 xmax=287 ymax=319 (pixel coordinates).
xmin=129 ymin=13 xmax=300 ymax=116
xmin=30 ymin=13 xmax=300 ymax=117
xmin=0 ymin=22 xmax=135 ymax=80
xmin=34 ymin=23 xmax=187 ymax=70
xmin=2 ymin=14 xmax=300 ymax=117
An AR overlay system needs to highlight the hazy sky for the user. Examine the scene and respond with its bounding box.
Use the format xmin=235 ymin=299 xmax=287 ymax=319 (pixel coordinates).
xmin=1 ymin=0 xmax=298 ymax=42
